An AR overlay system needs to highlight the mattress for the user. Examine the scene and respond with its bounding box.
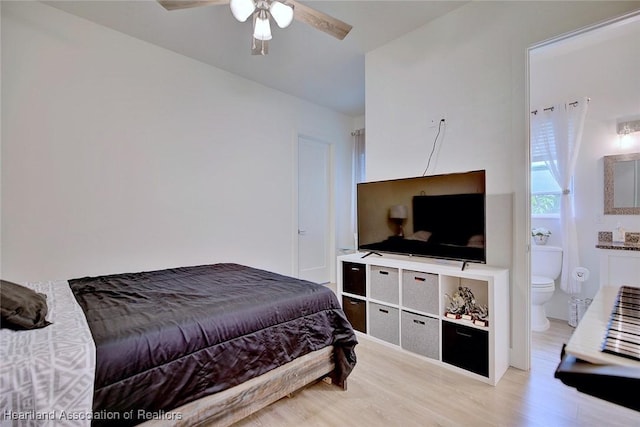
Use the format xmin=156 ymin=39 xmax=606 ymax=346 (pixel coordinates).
xmin=0 ymin=281 xmax=96 ymax=427
xmin=68 ymin=263 xmax=357 ymax=426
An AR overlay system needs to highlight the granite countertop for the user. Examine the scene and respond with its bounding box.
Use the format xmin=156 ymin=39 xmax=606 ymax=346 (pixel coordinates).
xmin=597 ymin=231 xmax=640 ymax=251
xmin=596 ymin=241 xmax=640 ymax=251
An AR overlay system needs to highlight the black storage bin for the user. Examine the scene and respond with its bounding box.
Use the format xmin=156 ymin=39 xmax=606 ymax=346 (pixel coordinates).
xmin=342 ymin=295 xmax=366 ymax=333
xmin=342 ymin=262 xmax=366 ymax=296
xmin=442 ymin=321 xmax=489 ymax=377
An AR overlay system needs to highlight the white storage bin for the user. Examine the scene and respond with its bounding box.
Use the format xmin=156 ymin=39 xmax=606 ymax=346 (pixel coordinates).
xmin=401 ymin=311 xmax=439 ymax=360
xmin=370 ymin=266 xmax=399 ymax=304
xmin=402 ymin=270 xmax=438 ymax=314
xmin=369 ymin=302 xmax=399 ymax=345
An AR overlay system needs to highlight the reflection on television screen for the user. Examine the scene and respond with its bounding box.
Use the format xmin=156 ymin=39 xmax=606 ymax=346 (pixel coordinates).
xmin=357 ymin=170 xmax=486 ymax=265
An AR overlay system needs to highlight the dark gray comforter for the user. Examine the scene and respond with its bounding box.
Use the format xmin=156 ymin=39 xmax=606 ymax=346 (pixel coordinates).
xmin=69 ymin=263 xmax=357 ymax=426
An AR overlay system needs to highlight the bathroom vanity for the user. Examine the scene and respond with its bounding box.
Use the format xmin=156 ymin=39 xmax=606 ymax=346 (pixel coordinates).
xmin=596 ymin=231 xmax=640 ymax=288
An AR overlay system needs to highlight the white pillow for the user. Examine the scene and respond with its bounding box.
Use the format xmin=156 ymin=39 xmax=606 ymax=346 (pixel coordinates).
xmin=467 ymin=234 xmax=484 ymax=248
xmin=406 ymin=230 xmax=432 ymax=242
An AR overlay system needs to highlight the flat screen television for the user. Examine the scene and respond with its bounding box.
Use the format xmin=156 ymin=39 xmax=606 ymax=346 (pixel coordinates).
xmin=357 ymin=170 xmax=486 ymax=265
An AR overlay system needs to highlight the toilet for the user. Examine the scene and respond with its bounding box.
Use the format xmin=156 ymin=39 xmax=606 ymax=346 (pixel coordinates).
xmin=531 ymin=245 xmax=563 ymax=332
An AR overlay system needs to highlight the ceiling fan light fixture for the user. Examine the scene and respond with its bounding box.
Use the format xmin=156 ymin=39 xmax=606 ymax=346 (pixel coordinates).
xmin=230 ymin=0 xmax=256 ymax=22
xmin=269 ymin=1 xmax=294 ymax=29
xmin=253 ymin=10 xmax=272 ymax=41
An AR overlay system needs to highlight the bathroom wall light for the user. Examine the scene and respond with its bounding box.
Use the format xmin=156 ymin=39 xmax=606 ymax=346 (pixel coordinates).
xmin=617 ymin=118 xmax=640 ymax=135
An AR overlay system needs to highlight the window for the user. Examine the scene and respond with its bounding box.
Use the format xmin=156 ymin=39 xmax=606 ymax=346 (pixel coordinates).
xmin=352 ymin=129 xmax=365 ymax=184
xmin=351 ymin=129 xmax=365 ymax=242
xmin=530 ymin=118 xmax=561 ymax=216
xmin=531 ymin=161 xmax=561 ymax=216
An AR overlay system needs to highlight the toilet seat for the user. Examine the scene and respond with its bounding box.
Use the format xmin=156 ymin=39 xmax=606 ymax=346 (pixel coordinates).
xmin=531 ymin=275 xmax=555 ymax=290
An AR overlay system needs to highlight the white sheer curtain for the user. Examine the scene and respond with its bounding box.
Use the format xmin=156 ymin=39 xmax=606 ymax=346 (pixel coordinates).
xmin=530 ymin=98 xmax=589 ymax=294
xmin=351 ymin=128 xmax=365 ymax=246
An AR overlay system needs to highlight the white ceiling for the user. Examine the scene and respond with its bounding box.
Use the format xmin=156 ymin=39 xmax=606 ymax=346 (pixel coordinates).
xmin=44 ymin=1 xmax=469 ymax=117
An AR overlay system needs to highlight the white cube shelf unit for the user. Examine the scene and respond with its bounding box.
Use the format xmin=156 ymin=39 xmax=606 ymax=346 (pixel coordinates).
xmin=337 ymin=252 xmax=510 ymax=385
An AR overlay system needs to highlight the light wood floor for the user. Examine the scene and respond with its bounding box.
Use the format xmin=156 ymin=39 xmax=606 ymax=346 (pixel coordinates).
xmin=234 ymin=318 xmax=640 ymax=426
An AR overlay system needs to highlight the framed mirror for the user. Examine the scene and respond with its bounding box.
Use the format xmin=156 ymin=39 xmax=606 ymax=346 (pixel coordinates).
xmin=604 ymin=152 xmax=640 ymax=215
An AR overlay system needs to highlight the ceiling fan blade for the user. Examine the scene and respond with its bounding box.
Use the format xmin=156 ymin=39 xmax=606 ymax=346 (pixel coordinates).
xmin=290 ymin=0 xmax=352 ymax=40
xmin=158 ymin=0 xmax=229 ymax=11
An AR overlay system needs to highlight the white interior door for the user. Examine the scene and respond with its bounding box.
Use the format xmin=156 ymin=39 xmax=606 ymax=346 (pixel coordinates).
xmin=298 ymin=136 xmax=330 ymax=283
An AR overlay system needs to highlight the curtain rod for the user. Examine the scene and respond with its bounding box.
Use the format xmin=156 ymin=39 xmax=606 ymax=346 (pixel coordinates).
xmin=531 ymin=98 xmax=590 ymax=115
xmin=351 ymin=128 xmax=365 ymax=136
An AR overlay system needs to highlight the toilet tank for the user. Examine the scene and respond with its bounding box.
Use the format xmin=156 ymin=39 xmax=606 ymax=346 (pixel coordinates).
xmin=531 ymin=245 xmax=563 ymax=279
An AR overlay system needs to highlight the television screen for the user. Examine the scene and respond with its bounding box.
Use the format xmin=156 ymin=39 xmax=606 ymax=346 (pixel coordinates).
xmin=357 ymin=170 xmax=486 ymax=264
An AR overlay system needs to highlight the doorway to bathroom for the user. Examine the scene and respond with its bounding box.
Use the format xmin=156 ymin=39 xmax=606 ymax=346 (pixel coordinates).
xmin=528 ymin=11 xmax=640 ymax=344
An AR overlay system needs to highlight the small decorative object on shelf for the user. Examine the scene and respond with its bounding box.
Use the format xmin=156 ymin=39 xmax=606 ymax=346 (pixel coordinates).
xmin=532 ymin=227 xmax=551 ymax=245
xmin=444 ymin=286 xmax=489 ymax=326
xmin=444 ymin=289 xmax=466 ymax=314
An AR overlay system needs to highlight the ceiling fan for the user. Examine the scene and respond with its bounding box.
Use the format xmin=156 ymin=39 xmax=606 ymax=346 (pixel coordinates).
xmin=157 ymin=0 xmax=353 ymax=55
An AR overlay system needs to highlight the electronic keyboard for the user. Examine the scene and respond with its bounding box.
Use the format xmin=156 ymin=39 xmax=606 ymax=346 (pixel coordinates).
xmin=555 ymin=285 xmax=640 ymax=412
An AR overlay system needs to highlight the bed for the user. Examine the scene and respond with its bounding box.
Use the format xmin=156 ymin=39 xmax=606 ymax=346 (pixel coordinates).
xmin=1 ymin=263 xmax=358 ymax=427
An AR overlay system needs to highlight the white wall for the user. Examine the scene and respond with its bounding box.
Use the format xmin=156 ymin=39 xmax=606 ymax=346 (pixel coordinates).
xmin=530 ymin=14 xmax=640 ymax=320
xmin=353 ymin=115 xmax=365 ymax=130
xmin=366 ymin=1 xmax=640 ymax=370
xmin=1 ymin=2 xmax=354 ymax=283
